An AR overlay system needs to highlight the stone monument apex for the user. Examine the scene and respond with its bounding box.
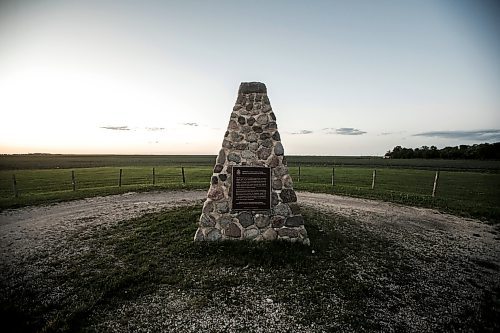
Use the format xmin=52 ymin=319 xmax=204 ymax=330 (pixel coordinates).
xmin=194 ymin=82 xmax=309 ymax=245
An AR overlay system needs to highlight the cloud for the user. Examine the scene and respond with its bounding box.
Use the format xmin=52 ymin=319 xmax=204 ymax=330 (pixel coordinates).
xmin=100 ymin=126 xmax=131 ymax=131
xmin=291 ymin=130 xmax=313 ymax=135
xmin=145 ymin=127 xmax=165 ymax=131
xmin=183 ymin=122 xmax=199 ymax=127
xmin=413 ymin=129 xmax=500 ymax=141
xmin=324 ymin=127 xmax=367 ymax=135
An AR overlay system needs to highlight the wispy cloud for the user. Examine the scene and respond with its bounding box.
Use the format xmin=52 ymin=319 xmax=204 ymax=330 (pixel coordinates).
xmin=145 ymin=127 xmax=165 ymax=131
xmin=413 ymin=129 xmax=500 ymax=141
xmin=324 ymin=127 xmax=367 ymax=135
xmin=291 ymin=130 xmax=313 ymax=135
xmin=100 ymin=126 xmax=131 ymax=131
xmin=183 ymin=122 xmax=199 ymax=127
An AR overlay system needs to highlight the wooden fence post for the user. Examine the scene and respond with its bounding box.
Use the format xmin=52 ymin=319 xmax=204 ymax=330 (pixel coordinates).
xmin=12 ymin=174 xmax=18 ymax=198
xmin=181 ymin=166 xmax=186 ymax=184
xmin=119 ymin=168 xmax=122 ymax=187
xmin=331 ymin=167 xmax=335 ymax=186
xmin=71 ymin=170 xmax=76 ymax=191
xmin=152 ymin=167 xmax=156 ymax=185
xmin=432 ymin=171 xmax=440 ymax=197
xmin=371 ymin=169 xmax=377 ymax=190
xmin=298 ymin=164 xmax=301 ymax=182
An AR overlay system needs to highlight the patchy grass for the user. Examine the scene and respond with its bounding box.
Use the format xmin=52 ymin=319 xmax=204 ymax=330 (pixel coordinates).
xmin=1 ymin=205 xmax=498 ymax=332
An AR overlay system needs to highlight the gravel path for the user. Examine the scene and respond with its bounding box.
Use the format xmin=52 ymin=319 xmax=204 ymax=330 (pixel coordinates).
xmin=1 ymin=190 xmax=499 ymax=332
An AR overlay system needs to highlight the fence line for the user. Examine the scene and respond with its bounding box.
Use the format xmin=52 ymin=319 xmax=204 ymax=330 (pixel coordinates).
xmin=2 ymin=166 xmax=498 ymax=205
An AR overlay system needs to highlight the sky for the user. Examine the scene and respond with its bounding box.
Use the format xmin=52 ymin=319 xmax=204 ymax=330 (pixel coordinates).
xmin=0 ymin=0 xmax=499 ymax=156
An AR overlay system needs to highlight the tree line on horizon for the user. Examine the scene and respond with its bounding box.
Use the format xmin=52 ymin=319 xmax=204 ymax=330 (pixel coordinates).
xmin=385 ymin=142 xmax=500 ymax=160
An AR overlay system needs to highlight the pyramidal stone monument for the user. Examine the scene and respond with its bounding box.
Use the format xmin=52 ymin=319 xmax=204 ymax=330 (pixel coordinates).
xmin=194 ymin=82 xmax=309 ymax=245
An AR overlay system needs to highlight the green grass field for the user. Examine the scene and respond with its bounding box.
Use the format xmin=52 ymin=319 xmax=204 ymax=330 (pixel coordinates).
xmin=1 ymin=157 xmax=499 ymax=221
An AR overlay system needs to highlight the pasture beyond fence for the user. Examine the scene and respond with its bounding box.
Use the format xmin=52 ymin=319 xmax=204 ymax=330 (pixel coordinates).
xmin=1 ymin=165 xmax=499 ymax=221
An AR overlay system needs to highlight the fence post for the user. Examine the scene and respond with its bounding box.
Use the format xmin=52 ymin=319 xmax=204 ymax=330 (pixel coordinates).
xmin=331 ymin=167 xmax=335 ymax=186
xmin=298 ymin=164 xmax=301 ymax=182
xmin=12 ymin=174 xmax=18 ymax=198
xmin=152 ymin=167 xmax=156 ymax=185
xmin=181 ymin=166 xmax=186 ymax=184
xmin=119 ymin=168 xmax=122 ymax=187
xmin=71 ymin=170 xmax=76 ymax=191
xmin=371 ymin=169 xmax=377 ymax=190
xmin=432 ymin=171 xmax=440 ymax=197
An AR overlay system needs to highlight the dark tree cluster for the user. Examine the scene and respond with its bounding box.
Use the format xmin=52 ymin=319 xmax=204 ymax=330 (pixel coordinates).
xmin=385 ymin=142 xmax=500 ymax=160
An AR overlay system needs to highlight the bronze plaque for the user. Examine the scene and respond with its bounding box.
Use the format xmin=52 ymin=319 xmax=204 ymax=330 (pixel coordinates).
xmin=232 ymin=166 xmax=271 ymax=210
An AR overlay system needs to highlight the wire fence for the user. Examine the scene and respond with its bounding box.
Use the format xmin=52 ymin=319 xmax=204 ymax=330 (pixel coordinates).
xmin=1 ymin=166 xmax=499 ymax=207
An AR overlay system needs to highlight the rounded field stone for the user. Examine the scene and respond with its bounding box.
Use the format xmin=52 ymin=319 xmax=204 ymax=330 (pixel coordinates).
xmin=288 ymin=203 xmax=301 ymax=215
xmin=218 ymin=173 xmax=227 ymax=181
xmin=219 ymin=216 xmax=232 ymax=228
xmin=261 ymin=139 xmax=273 ymax=148
xmin=249 ymin=142 xmax=259 ymax=151
xmin=238 ymin=211 xmax=254 ymax=228
xmin=262 ymin=228 xmax=277 ymax=241
xmin=273 ymin=203 xmax=291 ymax=216
xmin=280 ymin=188 xmax=297 ymax=203
xmin=230 ymin=132 xmax=243 ymax=142
xmin=194 ymin=228 xmax=204 ymax=241
xmin=241 ymin=126 xmax=251 ymax=134
xmin=202 ymin=200 xmax=214 ymax=214
xmin=270 ymin=112 xmax=276 ymax=121
xmin=241 ymin=150 xmax=256 ymax=159
xmin=238 ymin=116 xmax=246 ymax=125
xmin=256 ymin=114 xmax=268 ymax=125
xmin=271 ymin=192 xmax=279 ymax=206
xmin=260 ymin=132 xmax=271 ymax=140
xmin=282 ymin=174 xmax=293 ymax=188
xmin=272 ymin=131 xmax=281 ymax=141
xmin=244 ymin=227 xmax=260 ymax=239
xmin=252 ymin=126 xmax=263 ymax=133
xmin=274 ymin=142 xmax=284 ymax=156
xmin=257 ymin=147 xmax=272 ymax=160
xmin=265 ymin=122 xmax=277 ymax=130
xmin=262 ymin=105 xmax=272 ymax=113
xmin=211 ymin=176 xmax=218 ymax=185
xmin=228 ymin=120 xmax=238 ymax=130
xmin=216 ymin=201 xmax=229 ymax=213
xmin=225 ymin=131 xmax=229 ymax=137
xmin=268 ymin=156 xmax=280 ymax=168
xmin=246 ymin=103 xmax=253 ymax=111
xmin=208 ymin=186 xmax=224 ymax=201
xmin=271 ymin=215 xmax=285 ymax=228
xmin=217 ymin=149 xmax=226 ymax=164
xmin=263 ymin=95 xmax=270 ymax=104
xmin=273 ymin=165 xmax=288 ymax=178
xmin=233 ymin=105 xmax=242 ymax=111
xmin=228 ymin=152 xmax=241 ymax=163
xmin=246 ymin=132 xmax=259 ymax=142
xmin=285 ymin=215 xmax=304 ymax=227
xmin=225 ymin=223 xmax=241 ymax=238
xmin=255 ymin=214 xmax=270 ymax=228
xmin=272 ymin=178 xmax=282 ymax=190
xmin=206 ymin=228 xmax=222 ymax=241
xmin=222 ymin=140 xmax=232 ymax=149
xmin=214 ymin=164 xmax=223 ymax=173
xmin=233 ymin=142 xmax=249 ymax=150
xmin=247 ymin=117 xmax=256 ymax=126
xmin=277 ymin=228 xmax=299 ymax=238
xmin=200 ymin=214 xmax=216 ymax=227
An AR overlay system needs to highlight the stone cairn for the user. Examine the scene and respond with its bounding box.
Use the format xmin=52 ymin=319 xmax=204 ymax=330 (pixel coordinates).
xmin=194 ymin=82 xmax=309 ymax=245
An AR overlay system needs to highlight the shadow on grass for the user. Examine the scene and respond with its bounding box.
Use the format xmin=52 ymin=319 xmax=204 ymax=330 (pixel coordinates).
xmin=1 ymin=205 xmax=498 ymax=332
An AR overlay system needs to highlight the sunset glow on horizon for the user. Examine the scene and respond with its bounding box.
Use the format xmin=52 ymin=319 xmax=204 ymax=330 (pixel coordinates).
xmin=1 ymin=0 xmax=499 ymax=156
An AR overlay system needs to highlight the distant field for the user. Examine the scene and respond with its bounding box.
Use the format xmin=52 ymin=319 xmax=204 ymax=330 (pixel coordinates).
xmin=1 ymin=158 xmax=499 ymax=222
xmin=1 ymin=154 xmax=500 ymax=171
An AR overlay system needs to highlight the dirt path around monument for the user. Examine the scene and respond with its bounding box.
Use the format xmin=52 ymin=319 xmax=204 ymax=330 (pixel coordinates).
xmin=1 ymin=190 xmax=499 ymax=332
xmin=0 ymin=190 xmax=498 ymax=265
